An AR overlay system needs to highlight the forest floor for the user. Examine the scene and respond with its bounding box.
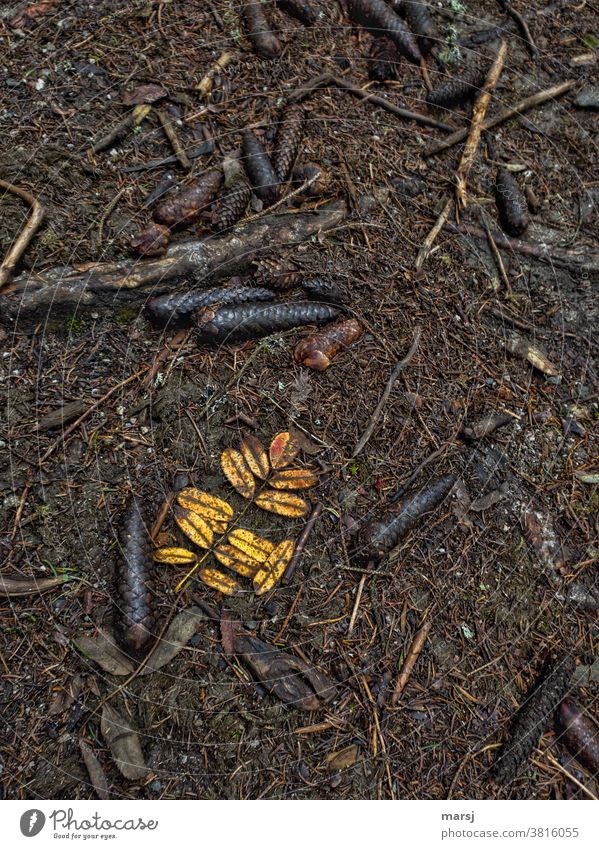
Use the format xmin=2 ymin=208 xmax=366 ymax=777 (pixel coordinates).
xmin=0 ymin=0 xmax=597 ymax=800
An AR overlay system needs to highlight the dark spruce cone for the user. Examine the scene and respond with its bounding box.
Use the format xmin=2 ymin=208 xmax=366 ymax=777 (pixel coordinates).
xmin=153 ymin=170 xmax=222 ymax=229
xmin=301 ymin=278 xmax=347 ymax=304
xmin=276 ymin=0 xmax=318 ymax=26
xmin=242 ymin=2 xmax=282 ymax=58
xmin=147 ymin=283 xmax=276 ymax=328
xmin=369 ymin=36 xmax=401 ymax=82
xmin=493 ymin=655 xmax=576 ymax=784
xmin=210 ymin=178 xmax=252 ymax=232
xmin=356 ymin=475 xmax=457 ymax=564
xmin=556 ymin=698 xmax=599 ymax=775
xmin=253 ymin=256 xmax=304 ymax=290
xmin=115 ymin=496 xmax=156 ymax=658
xmin=426 ymin=66 xmax=486 ymax=110
xmin=272 ymin=105 xmax=304 ymax=182
xmin=242 ymin=131 xmax=279 ymax=205
xmin=495 ymin=169 xmax=529 ymax=237
xmin=196 ymin=301 xmax=340 ymax=346
xmin=401 ymin=1 xmax=438 ymax=55
xmin=346 ymin=0 xmax=422 ymax=64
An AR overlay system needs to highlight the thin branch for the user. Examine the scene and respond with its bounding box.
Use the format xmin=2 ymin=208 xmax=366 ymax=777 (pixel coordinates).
xmin=425 ymin=80 xmax=576 ymax=157
xmin=415 ymin=196 xmax=453 ymax=273
xmin=390 ymin=619 xmax=432 ymax=705
xmin=352 ymin=327 xmax=422 ymax=456
xmin=0 ymin=180 xmax=45 ymax=290
xmin=157 ymin=108 xmax=191 ymax=170
xmin=455 ymin=41 xmax=507 ymax=208
xmin=283 ymin=501 xmax=324 ymax=584
xmin=289 ymin=73 xmax=454 ymax=132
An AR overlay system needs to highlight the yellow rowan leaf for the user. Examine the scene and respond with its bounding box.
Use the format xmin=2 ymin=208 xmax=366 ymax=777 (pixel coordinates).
xmin=253 ymin=539 xmax=295 ymax=595
xmin=153 ymin=546 xmax=197 ymax=565
xmin=254 ymin=490 xmax=309 ymax=518
xmin=269 ymin=468 xmax=318 ymax=490
xmin=213 ymin=543 xmax=261 ymax=578
xmin=269 ymin=431 xmax=301 ymax=470
xmin=227 ymin=528 xmax=275 ymax=563
xmin=198 ymin=568 xmax=240 ymax=595
xmin=220 ymin=448 xmax=255 ymax=499
xmin=176 ymin=488 xmax=233 ymax=524
xmin=174 ymin=506 xmax=214 ymax=549
xmin=240 ymin=435 xmax=270 ymax=480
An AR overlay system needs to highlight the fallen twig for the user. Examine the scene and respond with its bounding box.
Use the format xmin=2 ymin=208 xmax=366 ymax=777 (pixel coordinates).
xmin=390 ymin=619 xmax=432 ymax=705
xmin=0 ymin=573 xmax=71 ymax=597
xmin=455 ymin=41 xmax=507 ymax=208
xmin=446 ymin=221 xmax=599 ymax=275
xmin=157 ymin=109 xmax=191 ymax=170
xmin=425 ymin=80 xmax=576 ymax=156
xmin=415 ymin=197 xmax=453 ymax=273
xmin=499 ymin=0 xmax=539 ymax=59
xmin=352 ymin=328 xmax=422 ymax=456
xmin=347 ymin=572 xmax=368 ymax=637
xmin=0 ymin=179 xmax=45 ymax=289
xmin=289 ymin=73 xmax=454 ymax=132
xmin=283 ymin=501 xmax=324 ymax=584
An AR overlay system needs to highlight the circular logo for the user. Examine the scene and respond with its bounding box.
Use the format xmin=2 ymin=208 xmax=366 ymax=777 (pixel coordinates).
xmin=20 ymin=810 xmax=46 ymax=837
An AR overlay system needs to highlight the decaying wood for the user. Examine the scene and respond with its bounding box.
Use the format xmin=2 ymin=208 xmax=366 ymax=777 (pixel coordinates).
xmin=0 ymin=179 xmax=46 ymax=290
xmin=455 ymin=41 xmax=507 ymax=208
xmin=289 ymin=73 xmax=454 ymax=132
xmin=36 ymin=399 xmax=88 ymax=431
xmin=390 ymin=619 xmax=432 ymax=705
xmin=425 ymin=80 xmax=576 ymax=156
xmin=556 ymin=698 xmax=599 ymax=775
xmin=352 ymin=326 xmax=422 ymax=455
xmin=0 ymin=201 xmax=348 ymax=327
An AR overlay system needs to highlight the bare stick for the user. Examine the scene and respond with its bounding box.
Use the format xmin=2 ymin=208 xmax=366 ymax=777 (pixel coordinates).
xmin=425 ymin=80 xmax=575 ymax=156
xmin=0 ymin=180 xmax=45 ymax=289
xmin=288 ymin=73 xmax=454 ymax=132
xmin=390 ymin=619 xmax=432 ymax=705
xmin=445 ymin=221 xmax=599 ymax=274
xmin=157 ymin=109 xmax=191 ymax=170
xmin=499 ymin=1 xmax=539 ymax=59
xmin=0 ymin=574 xmax=70 ymax=597
xmin=455 ymin=41 xmax=507 ymax=208
xmin=283 ymin=502 xmax=324 ymax=584
xmin=347 ymin=572 xmax=368 ymax=637
xmin=415 ymin=197 xmax=453 ymax=273
xmin=482 ymin=217 xmax=511 ymax=292
xmin=352 ymin=327 xmax=422 ymax=456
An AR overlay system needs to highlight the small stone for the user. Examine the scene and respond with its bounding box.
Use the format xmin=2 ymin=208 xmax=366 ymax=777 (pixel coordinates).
xmin=574 ymin=88 xmax=599 ymax=109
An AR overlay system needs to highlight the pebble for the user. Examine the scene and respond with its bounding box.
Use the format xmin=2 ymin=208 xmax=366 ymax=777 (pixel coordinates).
xmin=574 ymin=88 xmax=599 ymax=109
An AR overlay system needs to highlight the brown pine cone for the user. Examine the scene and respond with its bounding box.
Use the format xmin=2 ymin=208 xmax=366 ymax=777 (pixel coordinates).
xmin=210 ymin=179 xmax=252 ymax=232
xmin=153 ymin=170 xmax=222 ymax=229
xmin=130 ymin=222 xmax=170 ymax=257
xmin=253 ymin=256 xmax=304 ymax=290
xmin=272 ymin=105 xmax=304 ymax=182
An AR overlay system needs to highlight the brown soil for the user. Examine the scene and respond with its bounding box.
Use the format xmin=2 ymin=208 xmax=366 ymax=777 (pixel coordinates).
xmin=0 ymin=0 xmax=597 ymax=800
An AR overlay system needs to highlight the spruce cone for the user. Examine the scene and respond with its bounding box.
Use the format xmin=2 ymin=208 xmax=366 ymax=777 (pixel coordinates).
xmin=426 ymin=66 xmax=486 ymax=110
xmin=196 ymin=301 xmax=340 ymax=346
xmin=130 ymin=222 xmax=170 ymax=257
xmin=347 ymin=0 xmax=422 ymax=63
xmin=210 ymin=179 xmax=252 ymax=232
xmin=495 ymin=169 xmax=529 ymax=237
xmin=115 ymin=496 xmax=156 ymax=659
xmin=272 ymin=105 xmax=304 ymax=182
xmin=276 ymin=0 xmax=318 ymax=26
xmin=369 ymin=36 xmax=401 ymax=81
xmin=242 ymin=131 xmax=279 ymax=205
xmin=242 ymin=2 xmax=282 ymax=58
xmin=253 ymin=256 xmax=304 ymax=290
xmin=401 ymin=1 xmax=438 ymax=56
xmin=493 ymin=655 xmax=575 ymax=784
xmin=146 ymin=283 xmax=275 ymax=328
xmin=153 ymin=170 xmax=222 ymax=229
